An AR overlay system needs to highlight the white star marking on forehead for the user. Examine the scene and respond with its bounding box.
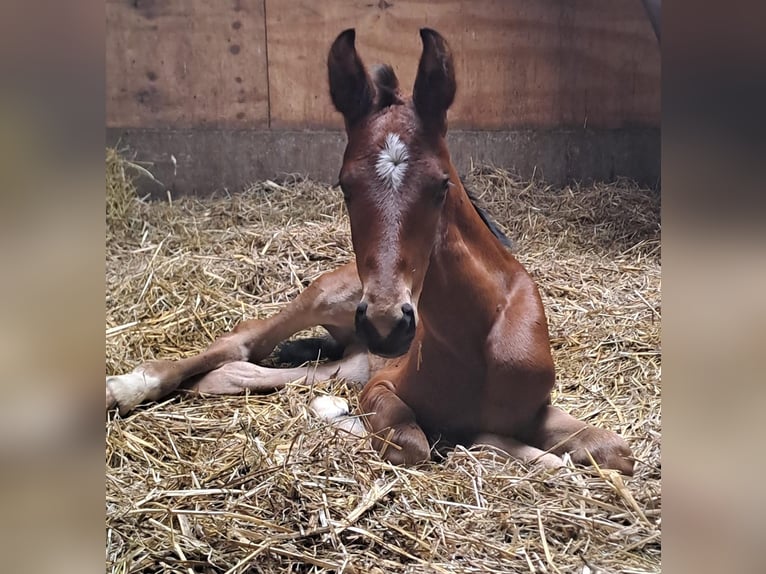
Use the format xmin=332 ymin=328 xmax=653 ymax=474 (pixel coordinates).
xmin=375 ymin=133 xmax=409 ymax=191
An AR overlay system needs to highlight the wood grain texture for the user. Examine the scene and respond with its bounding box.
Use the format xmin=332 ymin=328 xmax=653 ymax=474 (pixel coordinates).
xmin=264 ymin=0 xmax=660 ymax=129
xmin=106 ymin=0 xmax=268 ymax=128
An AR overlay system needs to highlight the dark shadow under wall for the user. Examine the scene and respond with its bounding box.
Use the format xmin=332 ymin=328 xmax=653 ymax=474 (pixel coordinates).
xmin=106 ymin=127 xmax=661 ymax=199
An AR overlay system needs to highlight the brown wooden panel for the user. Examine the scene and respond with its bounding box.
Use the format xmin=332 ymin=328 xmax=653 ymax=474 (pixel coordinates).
xmin=106 ymin=0 xmax=268 ymax=128
xmin=265 ymin=0 xmax=660 ymax=129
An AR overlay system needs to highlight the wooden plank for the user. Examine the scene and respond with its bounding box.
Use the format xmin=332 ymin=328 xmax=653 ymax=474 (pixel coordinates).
xmin=106 ymin=0 xmax=269 ymax=128
xmin=107 ymin=127 xmax=660 ymax=197
xmin=265 ymin=0 xmax=660 ymax=129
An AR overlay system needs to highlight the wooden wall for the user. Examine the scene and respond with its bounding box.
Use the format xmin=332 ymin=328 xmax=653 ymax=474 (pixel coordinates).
xmin=264 ymin=0 xmax=659 ymax=129
xmin=106 ymin=0 xmax=661 ymax=194
xmin=106 ymin=0 xmax=269 ymax=127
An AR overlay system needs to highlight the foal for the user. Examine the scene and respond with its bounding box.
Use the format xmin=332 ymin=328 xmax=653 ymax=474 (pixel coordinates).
xmin=107 ymin=29 xmax=634 ymax=476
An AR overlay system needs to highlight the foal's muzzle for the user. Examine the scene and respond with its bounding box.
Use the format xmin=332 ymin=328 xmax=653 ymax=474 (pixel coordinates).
xmin=355 ymin=302 xmax=416 ymax=358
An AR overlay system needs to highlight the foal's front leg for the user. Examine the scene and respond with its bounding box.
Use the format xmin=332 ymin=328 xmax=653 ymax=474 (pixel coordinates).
xmin=106 ymin=263 xmax=361 ymax=414
xmin=360 ymin=378 xmax=430 ymax=466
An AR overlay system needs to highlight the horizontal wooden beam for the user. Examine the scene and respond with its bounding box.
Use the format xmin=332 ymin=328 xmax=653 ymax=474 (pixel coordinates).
xmin=107 ymin=127 xmax=660 ymax=198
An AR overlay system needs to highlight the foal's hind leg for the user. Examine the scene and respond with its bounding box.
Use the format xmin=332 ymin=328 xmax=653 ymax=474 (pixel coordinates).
xmin=521 ymin=405 xmax=634 ymax=476
xmin=106 ymin=263 xmax=361 ymax=414
xmin=187 ymin=348 xmax=370 ymax=395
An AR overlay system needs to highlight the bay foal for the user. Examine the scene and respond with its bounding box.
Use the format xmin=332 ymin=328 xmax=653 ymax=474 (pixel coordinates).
xmin=107 ymin=29 xmax=634 ymax=476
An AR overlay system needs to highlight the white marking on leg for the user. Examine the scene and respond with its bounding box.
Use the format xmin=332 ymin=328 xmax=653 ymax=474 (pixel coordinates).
xmin=375 ymin=133 xmax=409 ymax=191
xmin=333 ymin=417 xmax=366 ymax=438
xmin=309 ymin=395 xmax=366 ymax=438
xmin=106 ymin=369 xmax=163 ymax=414
xmin=309 ymin=395 xmax=350 ymax=420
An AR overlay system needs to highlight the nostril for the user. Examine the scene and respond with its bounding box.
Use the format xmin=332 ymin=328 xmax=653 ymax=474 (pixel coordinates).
xmin=356 ymin=301 xmax=368 ymax=317
xmin=400 ymin=303 xmax=416 ymax=334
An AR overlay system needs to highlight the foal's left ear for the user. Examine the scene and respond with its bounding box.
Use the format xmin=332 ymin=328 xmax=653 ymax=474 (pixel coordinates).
xmin=413 ymin=28 xmax=456 ymax=135
xmin=328 ymin=29 xmax=374 ymax=128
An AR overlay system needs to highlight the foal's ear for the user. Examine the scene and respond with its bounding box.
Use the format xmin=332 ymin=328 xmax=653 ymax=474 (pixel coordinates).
xmin=328 ymin=29 xmax=374 ymax=127
xmin=413 ymin=28 xmax=456 ymax=134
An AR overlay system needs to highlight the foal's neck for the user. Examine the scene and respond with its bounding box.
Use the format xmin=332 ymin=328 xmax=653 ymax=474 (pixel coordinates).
xmin=419 ymin=177 xmax=510 ymax=335
xmin=438 ymin=178 xmax=506 ymax=266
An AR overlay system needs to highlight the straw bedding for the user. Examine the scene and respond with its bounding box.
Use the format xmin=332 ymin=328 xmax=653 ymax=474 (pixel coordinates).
xmin=105 ymin=149 xmax=661 ymax=573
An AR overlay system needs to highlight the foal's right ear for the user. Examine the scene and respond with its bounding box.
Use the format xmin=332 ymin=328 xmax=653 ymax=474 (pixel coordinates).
xmin=328 ymin=29 xmax=374 ymax=128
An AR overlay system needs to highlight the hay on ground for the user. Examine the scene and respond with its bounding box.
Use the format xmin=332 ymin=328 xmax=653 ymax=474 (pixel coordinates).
xmin=106 ymin=148 xmax=661 ymax=573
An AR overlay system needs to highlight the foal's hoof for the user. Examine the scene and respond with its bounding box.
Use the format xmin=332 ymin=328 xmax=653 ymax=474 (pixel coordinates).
xmin=376 ymin=424 xmax=430 ymax=466
xmin=601 ymin=447 xmax=635 ymax=476
xmin=106 ymin=385 xmax=117 ymax=411
xmin=596 ymin=437 xmax=635 ymax=476
xmin=106 ymin=367 xmax=163 ymax=415
xmin=574 ymin=433 xmax=635 ymax=476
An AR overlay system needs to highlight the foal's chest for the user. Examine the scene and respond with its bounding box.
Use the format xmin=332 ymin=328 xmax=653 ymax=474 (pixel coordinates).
xmin=394 ymin=343 xmax=489 ymax=438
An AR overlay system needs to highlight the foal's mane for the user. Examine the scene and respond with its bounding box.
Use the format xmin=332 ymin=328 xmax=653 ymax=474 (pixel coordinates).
xmin=464 ymin=186 xmax=513 ymax=250
xmin=371 ymin=64 xmax=513 ymax=251
xmin=371 ymin=64 xmax=403 ymax=109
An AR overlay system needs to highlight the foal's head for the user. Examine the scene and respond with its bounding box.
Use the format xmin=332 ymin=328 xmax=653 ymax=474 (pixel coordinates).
xmin=328 ymin=28 xmax=457 ymax=358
